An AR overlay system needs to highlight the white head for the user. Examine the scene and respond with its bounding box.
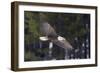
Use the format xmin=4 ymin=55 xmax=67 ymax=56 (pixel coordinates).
xmin=57 ymin=36 xmax=65 ymax=41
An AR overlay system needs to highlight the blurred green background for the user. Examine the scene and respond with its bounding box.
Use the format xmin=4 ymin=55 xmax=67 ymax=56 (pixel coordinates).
xmin=24 ymin=11 xmax=90 ymax=61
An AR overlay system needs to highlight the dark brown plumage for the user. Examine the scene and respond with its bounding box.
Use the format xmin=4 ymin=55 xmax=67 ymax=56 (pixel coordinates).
xmin=39 ymin=13 xmax=73 ymax=50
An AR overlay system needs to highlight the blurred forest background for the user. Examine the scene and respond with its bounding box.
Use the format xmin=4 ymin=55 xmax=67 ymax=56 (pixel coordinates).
xmin=24 ymin=11 xmax=90 ymax=61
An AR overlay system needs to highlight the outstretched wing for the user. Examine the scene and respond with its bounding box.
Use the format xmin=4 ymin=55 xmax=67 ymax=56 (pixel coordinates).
xmin=40 ymin=22 xmax=57 ymax=37
xmin=52 ymin=39 xmax=73 ymax=50
xmin=39 ymin=13 xmax=57 ymax=37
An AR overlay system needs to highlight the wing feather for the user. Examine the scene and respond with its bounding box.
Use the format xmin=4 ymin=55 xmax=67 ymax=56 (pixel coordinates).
xmin=52 ymin=39 xmax=73 ymax=50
